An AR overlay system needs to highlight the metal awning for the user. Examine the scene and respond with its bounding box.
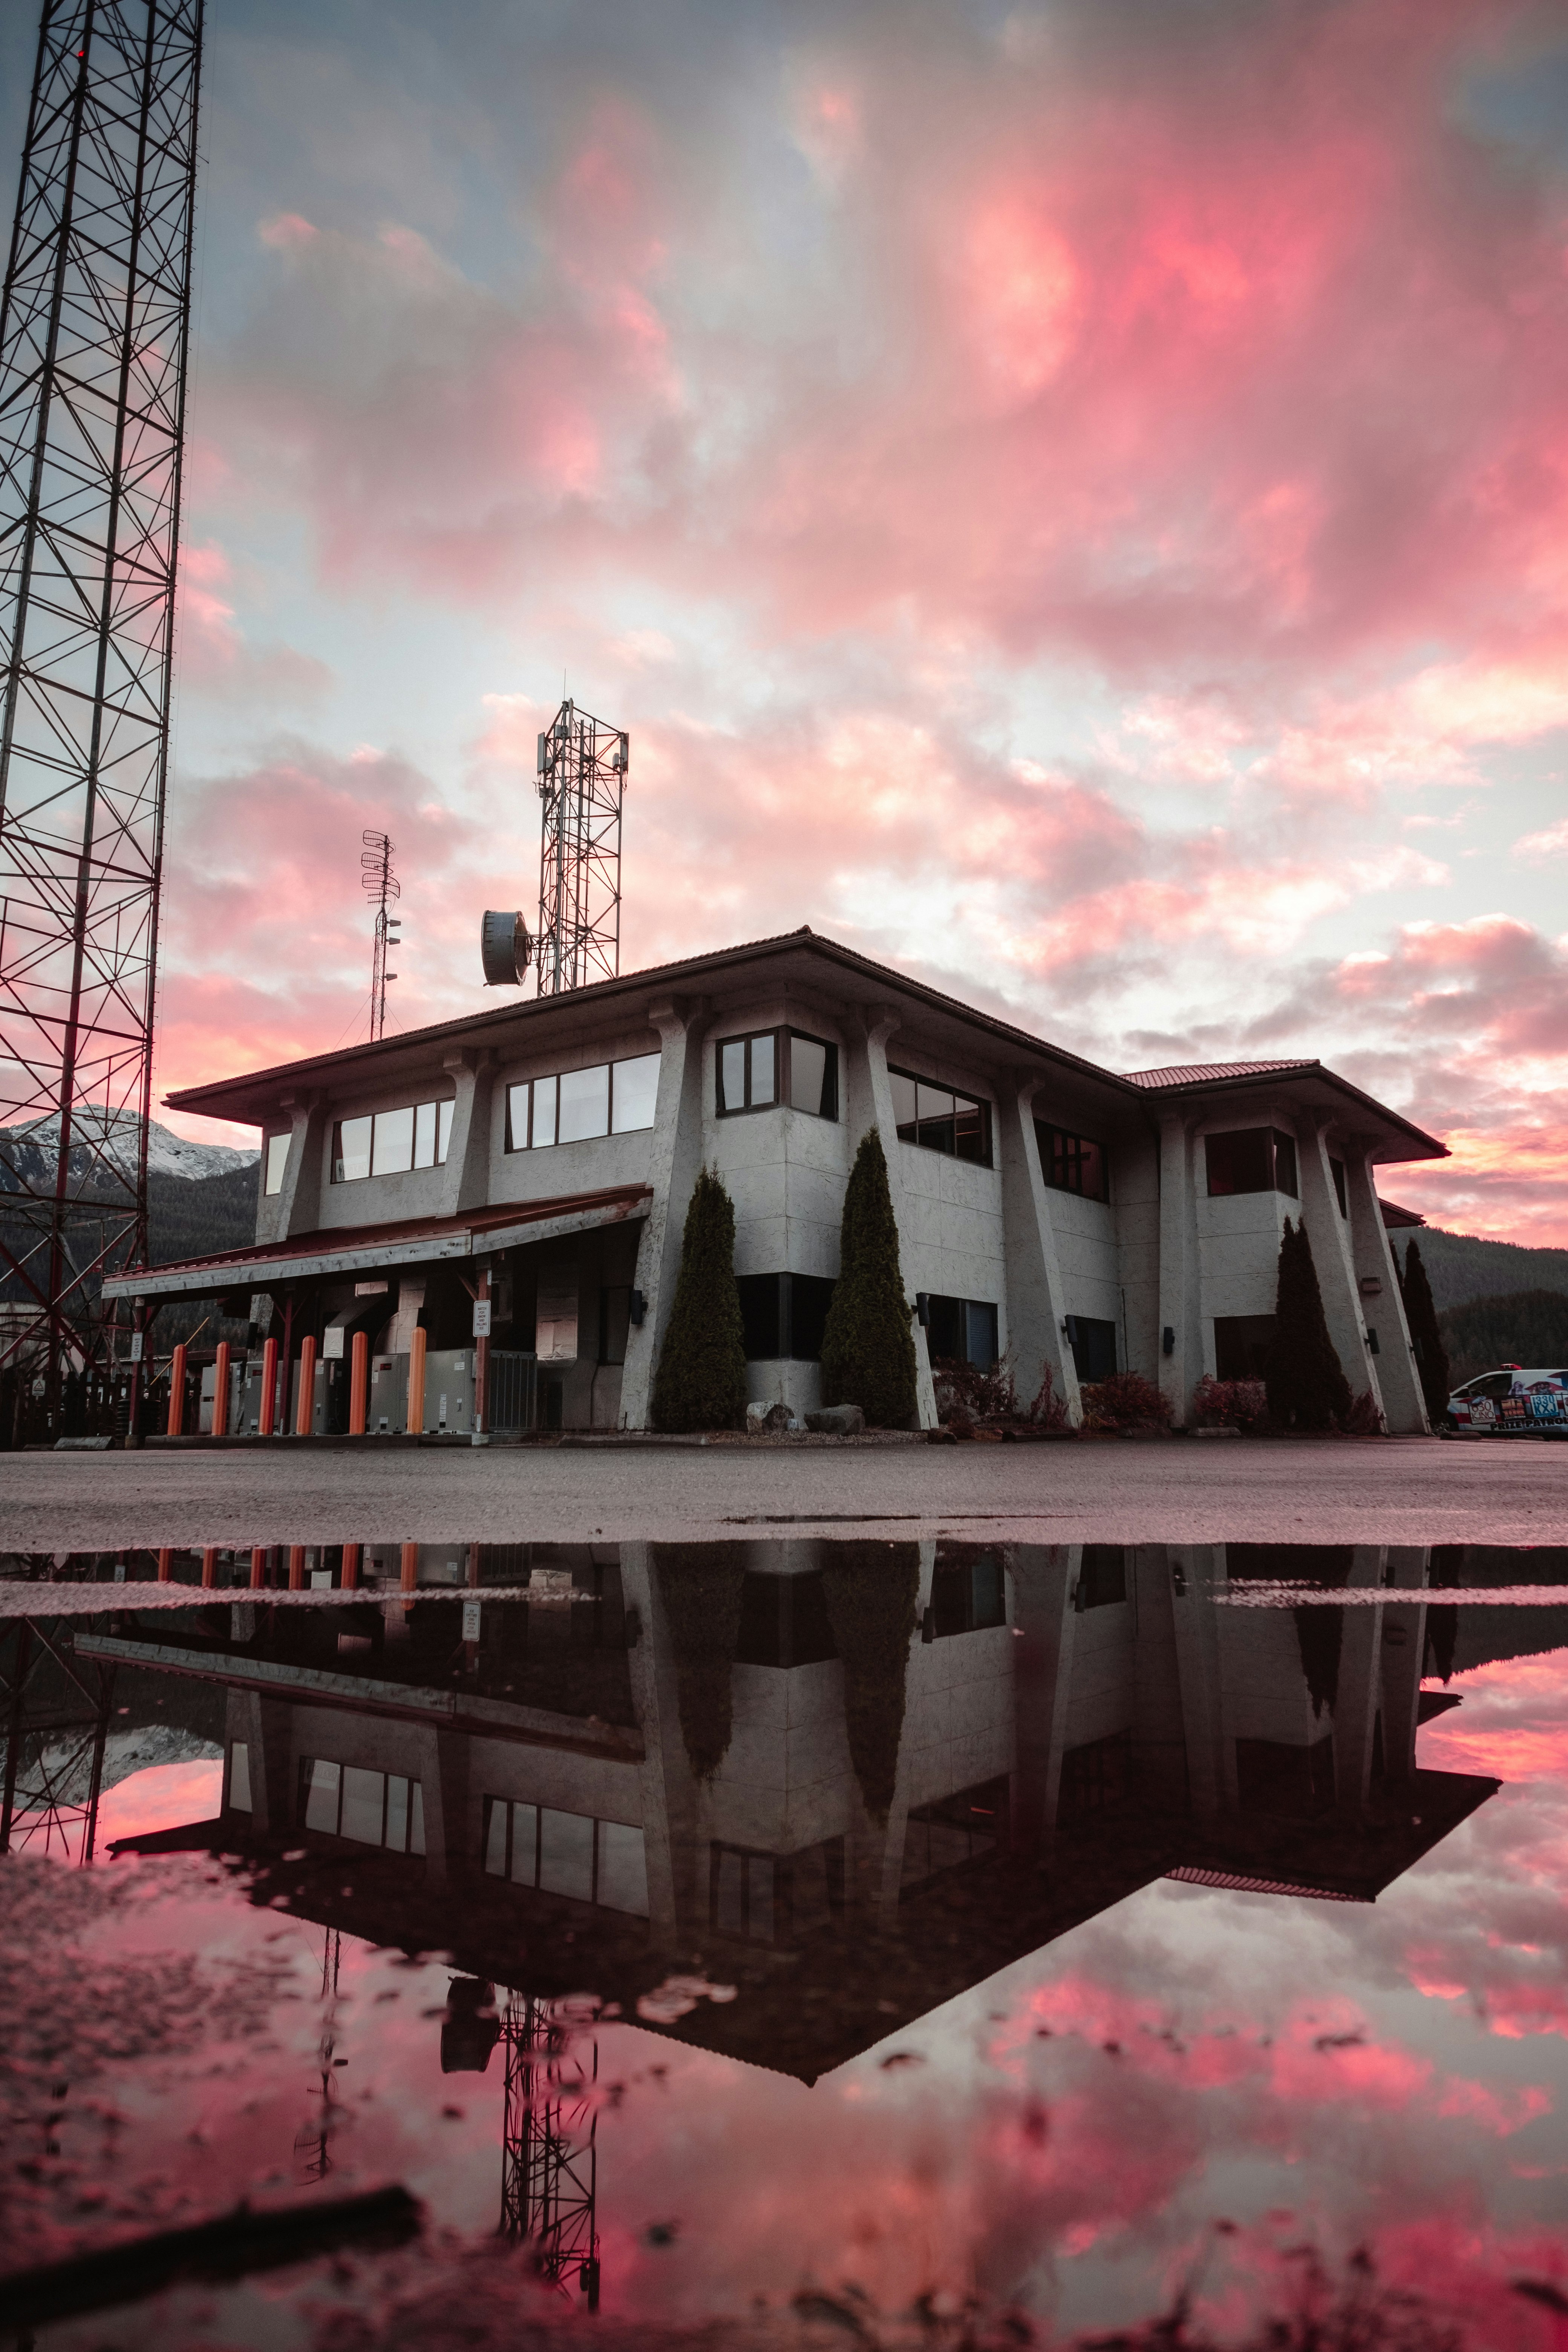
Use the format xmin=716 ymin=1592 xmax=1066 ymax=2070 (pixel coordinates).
xmin=102 ymin=1184 xmax=652 ymax=1304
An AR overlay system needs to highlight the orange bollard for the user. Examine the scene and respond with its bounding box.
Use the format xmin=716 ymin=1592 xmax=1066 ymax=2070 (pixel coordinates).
xmin=400 ymin=1539 xmax=418 ymax=1593
xmin=295 ymin=1334 xmax=317 ymax=1436
xmin=250 ymin=1544 xmax=266 ymax=1588
xmin=157 ymin=1547 xmax=173 ymax=1582
xmin=211 ymin=1340 xmax=230 ymax=1437
xmin=406 ymin=1326 xmax=427 ymax=1436
xmin=349 ymin=1329 xmax=369 ymax=1435
xmin=259 ymin=1337 xmax=279 ymax=1436
xmin=201 ymin=1547 xmax=218 ymax=1587
xmin=289 ymin=1544 xmax=306 ymax=1589
xmin=340 ymin=1542 xmax=360 ymax=1590
xmin=167 ymin=1343 xmax=187 ymax=1436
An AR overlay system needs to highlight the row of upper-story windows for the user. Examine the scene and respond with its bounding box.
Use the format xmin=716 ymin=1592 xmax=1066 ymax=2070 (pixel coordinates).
xmin=505 ymin=1052 xmax=660 ymax=1151
xmin=717 ymin=1028 xmax=839 ymax=1119
xmin=1205 ymin=1125 xmax=1298 ymax=1199
xmin=331 ymin=1098 xmax=456 ymax=1184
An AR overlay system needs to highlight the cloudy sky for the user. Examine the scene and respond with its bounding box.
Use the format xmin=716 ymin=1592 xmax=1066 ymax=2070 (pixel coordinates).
xmin=6 ymin=0 xmax=1565 ymax=1238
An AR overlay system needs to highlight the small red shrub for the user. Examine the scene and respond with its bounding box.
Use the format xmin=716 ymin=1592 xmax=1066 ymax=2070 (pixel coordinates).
xmin=1079 ymin=1371 xmax=1172 ymax=1430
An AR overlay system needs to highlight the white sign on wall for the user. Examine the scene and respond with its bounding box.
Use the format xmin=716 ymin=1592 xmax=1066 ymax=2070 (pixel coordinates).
xmin=535 ymin=1265 xmax=578 ymax=1363
xmin=472 ymin=1299 xmax=492 ymax=1338
xmin=322 ymin=1325 xmax=345 ymax=1360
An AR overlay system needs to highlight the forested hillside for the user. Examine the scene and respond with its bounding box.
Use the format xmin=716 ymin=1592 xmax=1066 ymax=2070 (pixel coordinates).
xmin=1401 ymin=1227 xmax=1568 ymax=1312
xmin=1436 ymin=1289 xmax=1568 ymax=1386
xmin=147 ymin=1163 xmax=259 ymax=1266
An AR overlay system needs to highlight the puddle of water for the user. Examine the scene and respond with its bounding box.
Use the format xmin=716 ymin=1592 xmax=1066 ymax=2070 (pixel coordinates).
xmin=2 ymin=1538 xmax=1566 ymax=2349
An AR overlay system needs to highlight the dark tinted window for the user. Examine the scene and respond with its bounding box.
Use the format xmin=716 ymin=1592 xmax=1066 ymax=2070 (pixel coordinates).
xmin=737 ymin=1272 xmax=838 ymax=1361
xmin=1330 ymin=1157 xmax=1348 ymax=1217
xmin=891 ymin=1067 xmax=992 ymax=1165
xmin=1205 ymin=1127 xmax=1299 ymax=1199
xmin=717 ymin=1031 xmax=778 ymax=1113
xmin=787 ymin=1032 xmax=837 ymax=1119
xmin=1076 ymin=1545 xmax=1126 ymax=1608
xmin=1065 ymin=1315 xmax=1117 ymax=1381
xmin=735 ymin=1571 xmax=838 ymax=1668
xmin=924 ymin=1293 xmax=998 ymax=1367
xmin=930 ymin=1548 xmax=1007 ymax=1636
xmin=1037 ymin=1121 xmax=1108 ymax=1201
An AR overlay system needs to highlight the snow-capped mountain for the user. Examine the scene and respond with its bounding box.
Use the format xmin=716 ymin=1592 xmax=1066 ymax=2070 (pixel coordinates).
xmin=0 ymin=1108 xmax=258 ymax=1188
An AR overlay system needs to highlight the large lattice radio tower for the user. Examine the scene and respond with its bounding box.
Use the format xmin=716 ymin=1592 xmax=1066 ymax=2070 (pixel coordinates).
xmin=535 ymin=699 xmax=627 ymax=995
xmin=0 ymin=0 xmax=205 ymax=1409
xmin=499 ymin=1995 xmax=601 ymax=2309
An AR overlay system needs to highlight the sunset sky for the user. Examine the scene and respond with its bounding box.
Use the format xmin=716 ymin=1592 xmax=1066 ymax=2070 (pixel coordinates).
xmin=5 ymin=0 xmax=1565 ymax=1239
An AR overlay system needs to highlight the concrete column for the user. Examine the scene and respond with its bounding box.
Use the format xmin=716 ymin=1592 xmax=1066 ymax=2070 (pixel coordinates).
xmin=1378 ymin=1547 xmax=1428 ymax=1779
xmin=1345 ymin=1144 xmax=1428 ymax=1434
xmin=997 ymin=1076 xmax=1081 ymax=1424
xmin=619 ymin=998 xmax=711 ymax=1432
xmin=228 ymin=1689 xmax=293 ymax=1834
xmin=1332 ymin=1547 xmax=1385 ymax=1812
xmin=842 ymin=1005 xmax=937 ymax=1429
xmin=257 ymin=1090 xmax=325 ymax=1245
xmin=618 ymin=1543 xmax=679 ymax=1938
xmin=1156 ymin=1114 xmax=1202 ymax=1427
xmin=1296 ymin=1117 xmax=1385 ymax=1419
xmin=438 ymin=1049 xmax=498 ymax=1218
xmin=1168 ymin=1546 xmax=1227 ymax=1815
xmin=1008 ymin=1545 xmax=1077 ymax=1851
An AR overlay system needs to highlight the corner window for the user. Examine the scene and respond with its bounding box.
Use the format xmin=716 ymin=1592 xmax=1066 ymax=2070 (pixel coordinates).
xmin=505 ymin=1053 xmax=660 ymax=1152
xmin=1036 ymin=1121 xmax=1108 ymax=1202
xmin=1330 ymin=1157 xmax=1348 ymax=1217
xmin=737 ymin=1271 xmax=838 ymax=1360
xmin=263 ymin=1133 xmax=290 ymax=1196
xmin=891 ymin=1068 xmax=991 ymax=1165
xmin=1064 ymin=1314 xmax=1117 ymax=1381
xmin=1205 ymin=1127 xmax=1298 ymax=1200
xmin=332 ymin=1098 xmax=453 ymax=1183
xmin=924 ymin=1294 xmax=999 ymax=1366
xmin=299 ymin=1757 xmax=424 ymax=1852
xmin=716 ymin=1030 xmax=838 ymax=1119
xmin=481 ymin=1796 xmax=648 ymax=1916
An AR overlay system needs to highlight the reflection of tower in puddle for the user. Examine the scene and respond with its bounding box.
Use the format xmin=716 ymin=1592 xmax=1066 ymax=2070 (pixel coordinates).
xmin=498 ymin=1995 xmax=601 ymax=2309
xmin=294 ymin=1928 xmax=343 ymax=2182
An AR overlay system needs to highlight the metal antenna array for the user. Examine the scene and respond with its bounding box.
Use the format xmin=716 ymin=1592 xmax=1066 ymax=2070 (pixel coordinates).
xmin=360 ymin=830 xmax=398 ymax=1042
xmin=499 ymin=1996 xmax=601 ymax=2309
xmin=0 ymin=0 xmax=205 ymax=1415
xmin=0 ymin=1616 xmax=116 ymax=1863
xmin=535 ymin=700 xmax=627 ymax=995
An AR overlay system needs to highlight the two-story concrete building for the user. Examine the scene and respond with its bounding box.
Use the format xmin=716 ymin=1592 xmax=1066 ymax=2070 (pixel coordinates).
xmin=105 ymin=927 xmax=1447 ymax=1431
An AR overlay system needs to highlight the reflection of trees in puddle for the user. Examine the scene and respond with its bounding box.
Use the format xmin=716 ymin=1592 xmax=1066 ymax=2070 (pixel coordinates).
xmin=822 ymin=1542 xmax=920 ymax=1823
xmin=654 ymin=1544 xmax=746 ymax=1779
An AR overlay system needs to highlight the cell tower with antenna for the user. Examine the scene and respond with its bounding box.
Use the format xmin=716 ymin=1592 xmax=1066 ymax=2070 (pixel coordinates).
xmin=480 ymin=697 xmax=627 ymax=998
xmin=0 ymin=0 xmax=206 ymax=1419
xmin=361 ymin=831 xmax=398 ymax=1042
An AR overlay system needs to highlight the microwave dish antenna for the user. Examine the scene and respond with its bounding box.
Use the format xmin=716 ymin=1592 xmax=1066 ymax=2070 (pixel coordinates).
xmin=481 ymin=910 xmax=532 ymax=988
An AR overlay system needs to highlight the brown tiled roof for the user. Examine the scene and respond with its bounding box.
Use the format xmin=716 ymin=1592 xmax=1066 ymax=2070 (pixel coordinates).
xmin=1121 ymin=1059 xmax=1317 ymax=1088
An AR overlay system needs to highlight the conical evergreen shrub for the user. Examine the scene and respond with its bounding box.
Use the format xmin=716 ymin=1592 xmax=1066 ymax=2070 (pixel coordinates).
xmin=1264 ymin=1218 xmax=1353 ymax=1432
xmin=821 ymin=1542 xmax=920 ymax=1822
xmin=819 ymin=1131 xmax=919 ymax=1429
xmin=650 ymin=1167 xmax=748 ymax=1433
xmin=652 ymin=1542 xmax=747 ymax=1778
xmin=1399 ymin=1237 xmax=1450 ymax=1427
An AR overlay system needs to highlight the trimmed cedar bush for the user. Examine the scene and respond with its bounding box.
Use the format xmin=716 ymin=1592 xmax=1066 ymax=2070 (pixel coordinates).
xmin=653 ymin=1542 xmax=747 ymax=1779
xmin=821 ymin=1542 xmax=921 ymax=1822
xmin=1399 ymin=1237 xmax=1452 ymax=1424
xmin=650 ymin=1167 xmax=748 ymax=1433
xmin=1264 ymin=1219 xmax=1352 ymax=1432
xmin=1079 ymin=1370 xmax=1171 ymax=1430
xmin=819 ymin=1131 xmax=918 ymax=1429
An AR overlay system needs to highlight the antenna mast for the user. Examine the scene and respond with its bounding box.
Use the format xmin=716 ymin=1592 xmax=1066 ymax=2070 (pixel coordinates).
xmin=535 ymin=700 xmax=627 ymax=994
xmin=0 ymin=0 xmax=206 ymax=1419
xmin=360 ymin=831 xmax=398 ymax=1042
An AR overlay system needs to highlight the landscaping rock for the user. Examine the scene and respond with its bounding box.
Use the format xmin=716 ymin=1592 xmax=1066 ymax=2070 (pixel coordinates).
xmin=746 ymin=1401 xmax=795 ymax=1433
xmin=805 ymin=1403 xmax=865 ymax=1437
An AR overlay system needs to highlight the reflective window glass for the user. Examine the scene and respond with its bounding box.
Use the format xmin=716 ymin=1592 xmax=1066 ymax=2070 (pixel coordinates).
xmin=437 ymin=1099 xmax=455 ymax=1162
xmin=720 ymin=1039 xmax=747 ymax=1110
xmin=484 ymin=1796 xmax=508 ymax=1876
xmin=414 ymin=1101 xmax=438 ymax=1169
xmin=410 ymin=1782 xmax=425 ymax=1854
xmin=510 ymin=1801 xmax=539 ymax=1886
xmin=334 ymin=1116 xmax=372 ymax=1183
xmin=751 ymin=1032 xmax=776 ymax=1104
xmin=531 ymin=1074 xmax=557 ymax=1147
xmin=229 ymin=1742 xmax=251 ymax=1810
xmin=264 ymin=1133 xmax=290 ymax=1196
xmin=891 ymin=1071 xmax=918 ymax=1134
xmin=387 ymin=1775 xmax=411 ymax=1853
xmin=597 ymin=1820 xmax=649 ymax=1916
xmin=340 ymin=1765 xmax=385 ymax=1845
xmin=611 ymin=1052 xmax=660 ymax=1133
xmin=789 ymin=1034 xmax=830 ymax=1116
xmin=303 ymin=1758 xmax=340 ymax=1834
xmin=539 ymin=1807 xmax=594 ymax=1900
xmin=557 ymin=1064 xmax=609 ymax=1144
xmin=371 ymin=1105 xmax=415 ymax=1177
xmin=506 ymin=1084 xmax=530 ymax=1153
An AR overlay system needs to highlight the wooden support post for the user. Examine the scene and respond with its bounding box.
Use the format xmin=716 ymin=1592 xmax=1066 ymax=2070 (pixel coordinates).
xmin=201 ymin=1548 xmax=218 ymax=1588
xmin=250 ymin=1545 xmax=266 ymax=1589
xmin=406 ymin=1326 xmax=427 ymax=1437
xmin=349 ymin=1330 xmax=369 ymax=1435
xmin=259 ymin=1337 xmax=279 ymax=1437
xmin=157 ymin=1547 xmax=173 ymax=1582
xmin=289 ymin=1545 xmax=306 ymax=1589
xmin=400 ymin=1540 xmax=419 ymax=1593
xmin=166 ymin=1344 xmax=187 ymax=1437
xmin=211 ymin=1341 xmax=230 ymax=1437
xmin=295 ymin=1334 xmax=317 ymax=1436
xmin=341 ymin=1542 xmax=360 ymax=1590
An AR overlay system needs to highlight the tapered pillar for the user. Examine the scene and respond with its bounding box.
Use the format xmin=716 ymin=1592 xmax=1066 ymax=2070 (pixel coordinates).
xmin=211 ymin=1341 xmax=230 ymax=1436
xmin=166 ymin=1344 xmax=187 ymax=1436
xmin=294 ymin=1335 xmax=317 ymax=1436
xmin=349 ymin=1331 xmax=369 ymax=1435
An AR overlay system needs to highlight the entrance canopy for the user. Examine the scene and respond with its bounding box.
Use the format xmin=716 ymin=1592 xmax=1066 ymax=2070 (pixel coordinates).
xmin=102 ymin=1183 xmax=652 ymax=1305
